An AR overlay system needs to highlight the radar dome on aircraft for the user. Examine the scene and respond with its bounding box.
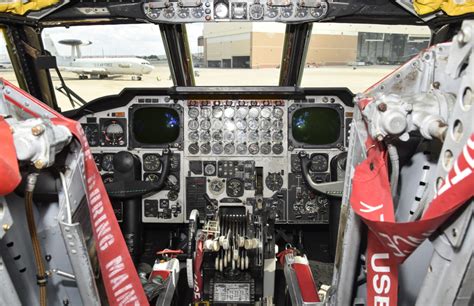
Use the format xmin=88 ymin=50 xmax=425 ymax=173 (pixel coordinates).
xmin=58 ymin=39 xmax=92 ymax=46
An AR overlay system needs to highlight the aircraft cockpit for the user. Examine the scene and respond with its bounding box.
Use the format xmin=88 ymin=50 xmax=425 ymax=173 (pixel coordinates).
xmin=0 ymin=1 xmax=472 ymax=306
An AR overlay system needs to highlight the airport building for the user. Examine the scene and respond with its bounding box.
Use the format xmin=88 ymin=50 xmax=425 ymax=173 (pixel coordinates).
xmin=202 ymin=23 xmax=431 ymax=68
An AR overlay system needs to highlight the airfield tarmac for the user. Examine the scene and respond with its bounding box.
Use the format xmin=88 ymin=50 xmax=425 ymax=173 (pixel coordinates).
xmin=0 ymin=65 xmax=396 ymax=111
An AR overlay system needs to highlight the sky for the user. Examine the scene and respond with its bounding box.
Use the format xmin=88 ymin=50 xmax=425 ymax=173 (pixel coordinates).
xmin=41 ymin=23 xmax=204 ymax=57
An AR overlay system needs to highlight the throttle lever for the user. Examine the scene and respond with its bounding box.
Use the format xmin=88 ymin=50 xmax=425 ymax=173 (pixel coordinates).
xmin=298 ymin=151 xmax=344 ymax=197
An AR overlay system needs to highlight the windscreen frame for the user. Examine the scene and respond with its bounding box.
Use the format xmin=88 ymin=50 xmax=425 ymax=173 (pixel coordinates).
xmin=128 ymin=103 xmax=184 ymax=149
xmin=288 ymin=103 xmax=344 ymax=149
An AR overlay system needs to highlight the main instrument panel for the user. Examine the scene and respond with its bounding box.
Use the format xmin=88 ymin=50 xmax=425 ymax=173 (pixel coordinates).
xmin=77 ymin=90 xmax=352 ymax=225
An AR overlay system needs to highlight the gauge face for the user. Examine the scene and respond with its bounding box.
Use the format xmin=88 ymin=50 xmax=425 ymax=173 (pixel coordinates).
xmin=248 ymin=119 xmax=258 ymax=130
xmin=165 ymin=174 xmax=179 ymax=190
xmin=204 ymin=163 xmax=216 ymax=176
xmin=259 ymin=119 xmax=271 ymax=130
xmin=143 ymin=154 xmax=161 ymax=172
xmin=226 ymin=178 xmax=244 ymax=197
xmin=101 ymin=154 xmax=114 ymax=172
xmin=200 ymin=131 xmax=211 ymax=142
xmin=236 ymin=107 xmax=248 ymax=118
xmin=212 ymin=107 xmax=223 ymax=118
xmin=212 ymin=120 xmax=223 ymax=130
xmin=200 ymin=119 xmax=211 ymax=130
xmin=310 ymin=154 xmax=329 ymax=172
xmin=273 ymin=107 xmax=284 ymax=118
xmin=273 ymin=131 xmax=284 ymax=142
xmin=214 ymin=2 xmax=229 ymax=18
xmin=144 ymin=173 xmax=160 ymax=182
xmin=177 ymin=7 xmax=189 ymax=18
xmin=212 ymin=142 xmax=224 ymax=154
xmin=235 ymin=119 xmax=247 ymax=130
xmin=231 ymin=2 xmax=247 ymax=19
xmin=224 ymin=131 xmax=235 ymax=142
xmin=188 ymin=107 xmax=199 ymax=118
xmin=249 ymin=4 xmax=264 ymax=20
xmin=248 ymin=142 xmax=259 ymax=155
xmin=295 ymin=7 xmax=308 ymax=18
xmin=249 ymin=131 xmax=259 ymax=142
xmin=236 ymin=143 xmax=247 ymax=155
xmin=310 ymin=2 xmax=328 ymax=19
xmin=261 ymin=107 xmax=272 ymax=118
xmin=248 ymin=107 xmax=260 ymax=118
xmin=82 ymin=123 xmax=99 ymax=147
xmin=143 ymin=1 xmax=162 ymax=20
xmin=266 ymin=6 xmax=279 ymax=18
xmin=266 ymin=172 xmax=283 ymax=191
xmin=209 ymin=178 xmax=225 ymax=195
xmin=192 ymin=6 xmax=205 ymax=18
xmin=272 ymin=143 xmax=283 ymax=155
xmin=224 ymin=108 xmax=235 ymax=118
xmin=189 ymin=131 xmax=199 ymax=142
xmin=188 ymin=119 xmax=199 ymax=130
xmin=261 ymin=143 xmax=272 ymax=155
xmin=101 ymin=119 xmax=125 ymax=146
xmin=163 ymin=6 xmax=175 ymax=18
xmin=224 ymin=119 xmax=236 ymax=132
xmin=212 ymin=131 xmax=223 ymax=141
xmin=281 ymin=5 xmax=293 ymax=18
xmin=224 ymin=143 xmax=235 ymax=154
xmin=272 ymin=119 xmax=283 ymax=130
xmin=200 ymin=142 xmax=211 ymax=154
xmin=261 ymin=131 xmax=272 ymax=142
xmin=188 ymin=143 xmax=199 ymax=155
xmin=201 ymin=107 xmax=211 ymax=118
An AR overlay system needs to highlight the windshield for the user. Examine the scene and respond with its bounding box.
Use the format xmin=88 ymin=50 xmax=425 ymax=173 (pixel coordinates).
xmin=301 ymin=23 xmax=431 ymax=93
xmin=42 ymin=24 xmax=173 ymax=111
xmin=0 ymin=29 xmax=18 ymax=87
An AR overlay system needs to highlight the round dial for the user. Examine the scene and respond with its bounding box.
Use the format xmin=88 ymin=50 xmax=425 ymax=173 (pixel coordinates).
xmin=272 ymin=119 xmax=283 ymax=130
xmin=227 ymin=178 xmax=244 ymax=197
xmin=248 ymin=131 xmax=259 ymax=142
xmin=192 ymin=6 xmax=205 ymax=18
xmin=260 ymin=131 xmax=272 ymax=142
xmin=248 ymin=107 xmax=260 ymax=118
xmin=259 ymin=119 xmax=271 ymax=130
xmin=248 ymin=119 xmax=258 ymax=130
xmin=200 ymin=131 xmax=211 ymax=142
xmin=248 ymin=143 xmax=260 ymax=155
xmin=101 ymin=154 xmax=114 ymax=172
xmin=272 ymin=143 xmax=284 ymax=155
xmin=214 ymin=2 xmax=229 ymax=18
xmin=212 ymin=131 xmax=223 ymax=142
xmin=224 ymin=143 xmax=235 ymax=154
xmin=177 ymin=7 xmax=190 ymax=18
xmin=166 ymin=174 xmax=179 ymax=190
xmin=168 ymin=190 xmax=179 ymax=201
xmin=235 ymin=131 xmax=246 ymax=142
xmin=295 ymin=7 xmax=308 ymax=18
xmin=102 ymin=173 xmax=114 ymax=184
xmin=188 ymin=119 xmax=199 ymax=130
xmin=224 ymin=119 xmax=236 ymax=131
xmin=260 ymin=107 xmax=272 ymax=118
xmin=145 ymin=173 xmax=160 ymax=182
xmin=212 ymin=142 xmax=224 ymax=154
xmin=261 ymin=143 xmax=272 ymax=155
xmin=212 ymin=119 xmax=223 ymax=130
xmin=188 ymin=143 xmax=199 ymax=155
xmin=212 ymin=107 xmax=223 ymax=118
xmin=189 ymin=131 xmax=199 ymax=142
xmin=143 ymin=1 xmax=162 ymax=20
xmin=266 ymin=172 xmax=283 ymax=191
xmin=101 ymin=120 xmax=125 ymax=146
xmin=200 ymin=119 xmax=211 ymax=130
xmin=281 ymin=5 xmax=293 ymax=18
xmin=266 ymin=6 xmax=279 ymax=18
xmin=310 ymin=2 xmax=328 ymax=19
xmin=83 ymin=124 xmax=99 ymax=146
xmin=249 ymin=4 xmax=264 ymax=20
xmin=273 ymin=107 xmax=284 ymax=118
xmin=200 ymin=143 xmax=211 ymax=154
xmin=310 ymin=154 xmax=329 ymax=172
xmin=236 ymin=143 xmax=247 ymax=155
xmin=235 ymin=119 xmax=247 ymax=130
xmin=236 ymin=107 xmax=248 ymax=118
xmin=204 ymin=163 xmax=216 ymax=176
xmin=163 ymin=6 xmax=175 ymax=18
xmin=188 ymin=107 xmax=199 ymax=118
xmin=209 ymin=178 xmax=224 ymax=195
xmin=273 ymin=131 xmax=284 ymax=142
xmin=224 ymin=131 xmax=235 ymax=142
xmin=201 ymin=107 xmax=211 ymax=118
xmin=224 ymin=108 xmax=235 ymax=118
xmin=143 ymin=154 xmax=161 ymax=172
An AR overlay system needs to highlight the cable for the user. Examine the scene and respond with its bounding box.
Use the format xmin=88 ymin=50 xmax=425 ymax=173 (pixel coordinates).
xmin=25 ymin=173 xmax=47 ymax=306
xmin=387 ymin=143 xmax=400 ymax=200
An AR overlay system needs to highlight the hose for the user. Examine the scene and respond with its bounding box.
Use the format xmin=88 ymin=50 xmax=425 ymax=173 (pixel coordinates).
xmin=25 ymin=173 xmax=47 ymax=306
xmin=387 ymin=143 xmax=400 ymax=200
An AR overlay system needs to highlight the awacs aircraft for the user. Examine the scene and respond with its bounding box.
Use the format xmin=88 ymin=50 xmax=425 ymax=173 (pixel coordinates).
xmin=44 ymin=35 xmax=154 ymax=80
xmin=0 ymin=1 xmax=472 ymax=306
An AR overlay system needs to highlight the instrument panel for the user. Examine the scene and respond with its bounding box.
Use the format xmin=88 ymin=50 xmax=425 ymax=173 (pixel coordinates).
xmin=142 ymin=0 xmax=330 ymax=23
xmin=78 ymin=91 xmax=352 ymax=225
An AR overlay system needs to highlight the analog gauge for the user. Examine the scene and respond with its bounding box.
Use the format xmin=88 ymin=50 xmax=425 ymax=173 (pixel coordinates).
xmin=248 ymin=107 xmax=260 ymax=118
xmin=170 ymin=154 xmax=180 ymax=171
xmin=236 ymin=107 xmax=248 ymax=118
xmin=310 ymin=154 xmax=329 ymax=172
xmin=261 ymin=107 xmax=272 ymax=118
xmin=281 ymin=5 xmax=293 ymax=18
xmin=224 ymin=143 xmax=235 ymax=154
xmin=188 ymin=119 xmax=199 ymax=130
xmin=212 ymin=119 xmax=223 ymax=130
xmin=212 ymin=107 xmax=223 ymax=118
xmin=143 ymin=154 xmax=161 ymax=172
xmin=200 ymin=142 xmax=211 ymax=154
xmin=93 ymin=154 xmax=102 ymax=171
xmin=224 ymin=119 xmax=236 ymax=131
xmin=177 ymin=7 xmax=190 ymax=18
xmin=82 ymin=123 xmax=99 ymax=147
xmin=212 ymin=131 xmax=223 ymax=142
xmin=295 ymin=7 xmax=308 ymax=18
xmin=272 ymin=143 xmax=284 ymax=155
xmin=226 ymin=178 xmax=244 ymax=197
xmin=273 ymin=131 xmax=284 ymax=142
xmin=224 ymin=131 xmax=235 ymax=142
xmin=266 ymin=6 xmax=279 ymax=18
xmin=163 ymin=5 xmax=175 ymax=18
xmin=167 ymin=190 xmax=179 ymax=201
xmin=272 ymin=119 xmax=283 ymax=130
xmin=165 ymin=174 xmax=179 ymax=190
xmin=189 ymin=131 xmax=199 ymax=142
xmin=292 ymin=154 xmax=302 ymax=172
xmin=192 ymin=6 xmax=205 ymax=18
xmin=235 ymin=119 xmax=247 ymax=130
xmin=204 ymin=163 xmax=216 ymax=176
xmin=188 ymin=143 xmax=199 ymax=155
xmin=235 ymin=130 xmax=246 ymax=142
xmin=249 ymin=4 xmax=264 ymax=20
xmin=265 ymin=172 xmax=283 ymax=191
xmin=144 ymin=173 xmax=160 ymax=182
xmin=188 ymin=107 xmax=200 ymax=118
xmin=231 ymin=2 xmax=247 ymax=19
xmin=236 ymin=143 xmax=247 ymax=155
xmin=102 ymin=173 xmax=114 ymax=184
xmin=201 ymin=107 xmax=211 ymax=118
xmin=310 ymin=1 xmax=328 ymax=19
xmin=249 ymin=131 xmax=259 ymax=142
xmin=224 ymin=108 xmax=235 ymax=118
xmin=261 ymin=143 xmax=272 ymax=155
xmin=214 ymin=2 xmax=229 ymax=18
xmin=143 ymin=1 xmax=162 ymax=20
xmin=248 ymin=119 xmax=258 ymax=130
xmin=209 ymin=178 xmax=224 ymax=195
xmin=261 ymin=131 xmax=272 ymax=142
xmin=101 ymin=154 xmax=114 ymax=172
xmin=200 ymin=119 xmax=211 ymax=130
xmin=259 ymin=119 xmax=271 ymax=130
xmin=248 ymin=143 xmax=260 ymax=155
xmin=212 ymin=142 xmax=224 ymax=154
xmin=273 ymin=107 xmax=284 ymax=118
xmin=101 ymin=120 xmax=125 ymax=146
xmin=200 ymin=131 xmax=211 ymax=142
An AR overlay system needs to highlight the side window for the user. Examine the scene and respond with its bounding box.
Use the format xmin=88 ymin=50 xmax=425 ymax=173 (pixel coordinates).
xmin=0 ymin=29 xmax=18 ymax=87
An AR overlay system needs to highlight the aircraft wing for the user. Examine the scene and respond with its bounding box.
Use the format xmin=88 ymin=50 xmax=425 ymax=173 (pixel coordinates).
xmin=63 ymin=67 xmax=108 ymax=75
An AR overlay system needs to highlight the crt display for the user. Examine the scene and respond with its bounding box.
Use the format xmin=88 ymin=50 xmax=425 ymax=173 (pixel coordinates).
xmin=292 ymin=107 xmax=341 ymax=145
xmin=132 ymin=108 xmax=180 ymax=144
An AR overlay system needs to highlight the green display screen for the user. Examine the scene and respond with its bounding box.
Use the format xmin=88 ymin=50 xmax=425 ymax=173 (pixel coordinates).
xmin=132 ymin=108 xmax=180 ymax=144
xmin=291 ymin=107 xmax=341 ymax=145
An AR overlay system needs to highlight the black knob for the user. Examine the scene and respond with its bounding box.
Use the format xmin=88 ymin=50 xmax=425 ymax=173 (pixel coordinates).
xmin=113 ymin=151 xmax=135 ymax=173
